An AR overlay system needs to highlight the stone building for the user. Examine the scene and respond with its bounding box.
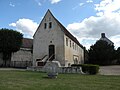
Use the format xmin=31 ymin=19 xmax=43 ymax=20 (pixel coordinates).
xmin=0 ymin=38 xmax=33 ymax=68
xmin=33 ymin=10 xmax=84 ymax=67
xmin=11 ymin=38 xmax=33 ymax=68
xmin=0 ymin=10 xmax=84 ymax=68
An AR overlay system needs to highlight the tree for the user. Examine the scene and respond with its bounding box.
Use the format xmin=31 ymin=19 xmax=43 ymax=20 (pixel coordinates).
xmin=0 ymin=28 xmax=23 ymax=67
xmin=116 ymin=47 xmax=120 ymax=64
xmin=83 ymin=47 xmax=89 ymax=64
xmin=88 ymin=40 xmax=115 ymax=65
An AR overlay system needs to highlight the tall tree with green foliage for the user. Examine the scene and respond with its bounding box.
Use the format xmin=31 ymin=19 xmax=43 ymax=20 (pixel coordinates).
xmin=0 ymin=28 xmax=23 ymax=67
xmin=88 ymin=40 xmax=115 ymax=65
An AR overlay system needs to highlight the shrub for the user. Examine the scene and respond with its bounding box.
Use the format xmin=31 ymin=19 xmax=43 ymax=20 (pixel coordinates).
xmin=71 ymin=64 xmax=99 ymax=75
xmin=71 ymin=64 xmax=82 ymax=67
xmin=81 ymin=64 xmax=99 ymax=75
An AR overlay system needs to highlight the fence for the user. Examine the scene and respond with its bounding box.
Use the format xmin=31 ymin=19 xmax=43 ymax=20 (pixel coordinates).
xmin=10 ymin=61 xmax=32 ymax=68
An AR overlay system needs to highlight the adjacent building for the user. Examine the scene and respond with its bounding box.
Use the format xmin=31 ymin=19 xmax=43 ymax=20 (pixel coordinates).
xmin=11 ymin=38 xmax=33 ymax=68
xmin=0 ymin=38 xmax=33 ymax=67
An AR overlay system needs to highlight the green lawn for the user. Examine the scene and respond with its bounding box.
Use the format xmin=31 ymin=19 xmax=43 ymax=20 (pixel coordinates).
xmin=0 ymin=70 xmax=120 ymax=90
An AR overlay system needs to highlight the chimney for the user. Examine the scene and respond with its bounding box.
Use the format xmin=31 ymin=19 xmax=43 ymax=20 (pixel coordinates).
xmin=101 ymin=33 xmax=105 ymax=38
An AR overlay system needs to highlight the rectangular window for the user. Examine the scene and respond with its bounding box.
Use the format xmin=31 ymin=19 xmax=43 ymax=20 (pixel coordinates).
xmin=44 ymin=23 xmax=47 ymax=29
xmin=73 ymin=42 xmax=74 ymax=49
xmin=66 ymin=38 xmax=68 ymax=46
xmin=77 ymin=45 xmax=78 ymax=51
xmin=49 ymin=22 xmax=52 ymax=28
xmin=75 ymin=44 xmax=76 ymax=50
xmin=70 ymin=40 xmax=71 ymax=47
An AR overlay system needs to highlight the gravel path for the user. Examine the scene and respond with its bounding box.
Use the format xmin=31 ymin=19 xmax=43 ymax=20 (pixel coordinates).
xmin=99 ymin=65 xmax=120 ymax=75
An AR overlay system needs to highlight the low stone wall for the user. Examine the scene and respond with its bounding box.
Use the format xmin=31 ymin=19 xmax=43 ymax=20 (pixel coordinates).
xmin=27 ymin=61 xmax=84 ymax=74
xmin=27 ymin=66 xmax=84 ymax=74
xmin=59 ymin=67 xmax=83 ymax=74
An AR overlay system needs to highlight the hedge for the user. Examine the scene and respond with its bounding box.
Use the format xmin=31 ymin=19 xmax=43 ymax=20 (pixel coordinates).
xmin=71 ymin=64 xmax=99 ymax=75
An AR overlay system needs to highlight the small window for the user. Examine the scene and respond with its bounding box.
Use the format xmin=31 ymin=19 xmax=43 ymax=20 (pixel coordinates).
xmin=75 ymin=44 xmax=76 ymax=50
xmin=66 ymin=38 xmax=68 ymax=46
xmin=44 ymin=23 xmax=47 ymax=29
xmin=73 ymin=42 xmax=74 ymax=49
xmin=77 ymin=46 xmax=78 ymax=51
xmin=70 ymin=40 xmax=71 ymax=47
xmin=49 ymin=22 xmax=52 ymax=28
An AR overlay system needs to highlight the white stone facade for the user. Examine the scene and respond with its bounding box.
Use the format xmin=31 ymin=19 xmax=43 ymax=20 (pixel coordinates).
xmin=33 ymin=10 xmax=84 ymax=67
xmin=33 ymin=10 xmax=65 ymax=66
xmin=64 ymin=35 xmax=84 ymax=66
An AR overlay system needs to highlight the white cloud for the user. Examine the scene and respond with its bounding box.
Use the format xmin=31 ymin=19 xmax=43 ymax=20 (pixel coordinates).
xmin=9 ymin=2 xmax=15 ymax=7
xmin=50 ymin=0 xmax=61 ymax=4
xmin=9 ymin=23 xmax=16 ymax=27
xmin=79 ymin=3 xmax=84 ymax=6
xmin=35 ymin=0 xmax=42 ymax=6
xmin=67 ymin=3 xmax=120 ymax=49
xmin=9 ymin=18 xmax=38 ymax=38
xmin=110 ymin=35 xmax=120 ymax=49
xmin=72 ymin=3 xmax=84 ymax=10
xmin=95 ymin=0 xmax=120 ymax=16
xmin=86 ymin=0 xmax=93 ymax=3
xmin=66 ymin=0 xmax=120 ymax=49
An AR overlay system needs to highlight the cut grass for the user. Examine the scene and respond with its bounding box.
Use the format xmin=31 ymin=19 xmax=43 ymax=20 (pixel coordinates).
xmin=0 ymin=70 xmax=120 ymax=90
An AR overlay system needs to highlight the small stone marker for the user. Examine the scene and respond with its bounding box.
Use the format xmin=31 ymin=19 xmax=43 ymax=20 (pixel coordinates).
xmin=44 ymin=61 xmax=60 ymax=78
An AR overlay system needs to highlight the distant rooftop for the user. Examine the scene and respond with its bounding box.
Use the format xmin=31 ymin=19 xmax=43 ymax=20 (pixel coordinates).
xmin=21 ymin=38 xmax=33 ymax=49
xmin=100 ymin=33 xmax=114 ymax=45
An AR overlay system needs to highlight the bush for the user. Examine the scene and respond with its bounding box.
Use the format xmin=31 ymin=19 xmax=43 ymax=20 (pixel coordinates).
xmin=71 ymin=64 xmax=82 ymax=67
xmin=71 ymin=64 xmax=99 ymax=75
xmin=81 ymin=64 xmax=99 ymax=75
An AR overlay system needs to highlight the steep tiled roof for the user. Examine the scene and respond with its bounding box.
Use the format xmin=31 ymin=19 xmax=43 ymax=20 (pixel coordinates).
xmin=21 ymin=38 xmax=33 ymax=49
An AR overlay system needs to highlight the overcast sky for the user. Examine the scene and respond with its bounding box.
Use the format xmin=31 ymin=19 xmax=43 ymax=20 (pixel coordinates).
xmin=0 ymin=0 xmax=120 ymax=49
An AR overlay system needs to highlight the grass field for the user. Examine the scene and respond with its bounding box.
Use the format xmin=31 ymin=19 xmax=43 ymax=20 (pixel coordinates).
xmin=0 ymin=70 xmax=120 ymax=90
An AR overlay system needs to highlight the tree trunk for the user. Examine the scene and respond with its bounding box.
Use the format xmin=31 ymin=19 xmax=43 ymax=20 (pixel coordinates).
xmin=3 ymin=52 xmax=12 ymax=67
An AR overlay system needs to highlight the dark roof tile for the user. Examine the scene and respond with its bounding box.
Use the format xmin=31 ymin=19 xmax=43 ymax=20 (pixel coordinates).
xmin=21 ymin=38 xmax=33 ymax=49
